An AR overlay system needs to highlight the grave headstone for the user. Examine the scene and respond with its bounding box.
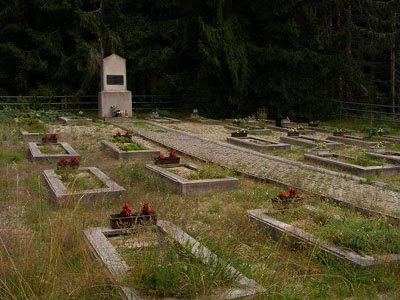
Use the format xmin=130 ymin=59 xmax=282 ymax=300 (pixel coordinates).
xmin=98 ymin=54 xmax=132 ymax=118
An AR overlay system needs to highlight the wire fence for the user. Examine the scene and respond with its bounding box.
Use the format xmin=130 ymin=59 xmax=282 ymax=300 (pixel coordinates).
xmin=336 ymin=100 xmax=400 ymax=124
xmin=0 ymin=95 xmax=176 ymax=112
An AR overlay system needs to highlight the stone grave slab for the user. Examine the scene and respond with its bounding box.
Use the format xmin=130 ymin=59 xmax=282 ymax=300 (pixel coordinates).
xmin=224 ymin=125 xmax=271 ymax=134
xmin=227 ymin=136 xmax=291 ymax=152
xmin=367 ymin=151 xmax=400 ymax=164
xmin=146 ymin=164 xmax=238 ymax=195
xmin=43 ymin=167 xmax=125 ymax=203
xmin=304 ymin=153 xmax=400 ymax=176
xmin=327 ymin=135 xmax=382 ymax=148
xmin=248 ymin=208 xmax=400 ymax=267
xmin=59 ymin=116 xmax=92 ymax=125
xmin=101 ymin=139 xmax=160 ymax=160
xmin=29 ymin=142 xmax=80 ymax=162
xmin=280 ymin=135 xmax=343 ymax=149
xmin=84 ymin=221 xmax=265 ymax=300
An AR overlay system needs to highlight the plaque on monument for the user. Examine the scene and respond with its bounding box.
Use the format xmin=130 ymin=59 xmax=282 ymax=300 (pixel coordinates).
xmin=107 ymin=75 xmax=124 ymax=85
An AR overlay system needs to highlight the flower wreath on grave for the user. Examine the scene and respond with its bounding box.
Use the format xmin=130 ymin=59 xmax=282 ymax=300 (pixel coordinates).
xmin=271 ymin=188 xmax=303 ymax=208
xmin=155 ymin=149 xmax=180 ymax=165
xmin=57 ymin=156 xmax=79 ymax=168
xmin=110 ymin=200 xmax=157 ymax=229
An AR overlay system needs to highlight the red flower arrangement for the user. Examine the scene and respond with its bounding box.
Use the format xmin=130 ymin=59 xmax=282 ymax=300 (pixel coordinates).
xmin=42 ymin=134 xmax=48 ymax=139
xmin=169 ymin=149 xmax=177 ymax=157
xmin=50 ymin=133 xmax=57 ymax=139
xmin=110 ymin=201 xmax=157 ymax=229
xmin=120 ymin=202 xmax=132 ymax=217
xmin=42 ymin=133 xmax=58 ymax=143
xmin=116 ymin=131 xmax=122 ymax=136
xmin=28 ymin=120 xmax=34 ymax=126
xmin=155 ymin=149 xmax=180 ymax=164
xmin=271 ymin=188 xmax=302 ymax=207
xmin=57 ymin=157 xmax=79 ymax=168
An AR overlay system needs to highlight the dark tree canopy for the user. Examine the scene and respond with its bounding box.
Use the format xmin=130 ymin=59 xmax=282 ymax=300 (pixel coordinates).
xmin=0 ymin=0 xmax=399 ymax=120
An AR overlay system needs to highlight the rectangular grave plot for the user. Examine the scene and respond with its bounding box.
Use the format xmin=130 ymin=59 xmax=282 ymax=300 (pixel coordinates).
xmin=146 ymin=164 xmax=238 ymax=195
xmin=19 ymin=128 xmax=42 ymax=142
xmin=224 ymin=125 xmax=271 ymax=134
xmin=29 ymin=142 xmax=80 ymax=162
xmin=304 ymin=154 xmax=400 ymax=176
xmin=43 ymin=167 xmax=125 ymax=203
xmin=367 ymin=151 xmax=400 ymax=164
xmin=101 ymin=140 xmax=160 ymax=160
xmin=147 ymin=117 xmax=181 ymax=123
xmin=83 ymin=221 xmax=265 ymax=300
xmin=266 ymin=126 xmax=314 ymax=134
xmin=327 ymin=135 xmax=382 ymax=148
xmin=248 ymin=208 xmax=400 ymax=267
xmin=280 ymin=136 xmax=343 ymax=149
xmin=199 ymin=118 xmax=224 ymax=124
xmin=227 ymin=136 xmax=291 ymax=152
xmin=59 ymin=116 xmax=93 ymax=125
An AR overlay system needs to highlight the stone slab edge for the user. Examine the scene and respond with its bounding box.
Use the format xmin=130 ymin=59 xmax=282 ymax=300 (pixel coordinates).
xmin=59 ymin=116 xmax=93 ymax=124
xmin=83 ymin=221 xmax=265 ymax=300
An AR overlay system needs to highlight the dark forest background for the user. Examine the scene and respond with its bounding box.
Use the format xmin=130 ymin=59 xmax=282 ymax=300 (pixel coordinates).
xmin=0 ymin=0 xmax=399 ymax=120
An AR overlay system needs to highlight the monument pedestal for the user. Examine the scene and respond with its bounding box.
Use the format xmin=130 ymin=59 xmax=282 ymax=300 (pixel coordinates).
xmin=98 ymin=91 xmax=132 ymax=118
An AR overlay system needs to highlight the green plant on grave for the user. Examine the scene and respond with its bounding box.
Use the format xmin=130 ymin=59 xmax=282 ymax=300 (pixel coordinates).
xmin=288 ymin=127 xmax=298 ymax=133
xmin=296 ymin=124 xmax=305 ymax=130
xmin=186 ymin=164 xmax=228 ymax=180
xmin=361 ymin=125 xmax=378 ymax=138
xmin=258 ymin=119 xmax=266 ymax=129
xmin=377 ymin=128 xmax=384 ymax=134
xmin=309 ymin=121 xmax=319 ymax=125
xmin=234 ymin=129 xmax=247 ymax=134
xmin=117 ymin=142 xmax=148 ymax=151
xmin=334 ymin=128 xmax=343 ymax=133
xmin=111 ymin=136 xmax=132 ymax=144
xmin=316 ymin=142 xmax=328 ymax=150
xmin=374 ymin=141 xmax=385 ymax=149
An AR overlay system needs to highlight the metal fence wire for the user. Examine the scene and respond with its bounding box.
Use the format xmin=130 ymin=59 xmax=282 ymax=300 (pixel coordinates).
xmin=336 ymin=100 xmax=400 ymax=124
xmin=0 ymin=95 xmax=176 ymax=112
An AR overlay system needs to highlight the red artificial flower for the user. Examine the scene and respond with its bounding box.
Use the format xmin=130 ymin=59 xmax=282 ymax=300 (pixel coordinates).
xmin=140 ymin=200 xmax=154 ymax=214
xmin=50 ymin=133 xmax=57 ymax=139
xmin=58 ymin=157 xmax=68 ymax=164
xmin=288 ymin=188 xmax=298 ymax=198
xmin=125 ymin=131 xmax=130 ymax=136
xmin=169 ymin=149 xmax=177 ymax=158
xmin=277 ymin=192 xmax=287 ymax=199
xmin=42 ymin=134 xmax=48 ymax=139
xmin=69 ymin=157 xmax=79 ymax=163
xmin=28 ymin=120 xmax=33 ymax=125
xmin=158 ymin=154 xmax=165 ymax=159
xmin=116 ymin=131 xmax=122 ymax=136
xmin=120 ymin=202 xmax=132 ymax=217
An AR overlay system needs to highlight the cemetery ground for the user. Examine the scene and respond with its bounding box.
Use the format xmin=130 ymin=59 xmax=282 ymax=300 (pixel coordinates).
xmin=0 ymin=115 xmax=399 ymax=299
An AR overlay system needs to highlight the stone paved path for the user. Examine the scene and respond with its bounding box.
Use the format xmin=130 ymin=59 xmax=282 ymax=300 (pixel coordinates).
xmin=116 ymin=121 xmax=400 ymax=213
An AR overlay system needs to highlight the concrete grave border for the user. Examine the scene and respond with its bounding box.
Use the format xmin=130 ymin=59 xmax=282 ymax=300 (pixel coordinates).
xmin=224 ymin=125 xmax=271 ymax=134
xmin=327 ymin=135 xmax=381 ymax=148
xmin=15 ymin=118 xmax=45 ymax=141
xmin=43 ymin=167 xmax=125 ymax=203
xmin=146 ymin=116 xmax=181 ymax=123
xmin=304 ymin=153 xmax=400 ymax=176
xmin=29 ymin=142 xmax=80 ymax=162
xmin=146 ymin=164 xmax=238 ymax=195
xmin=227 ymin=136 xmax=291 ymax=152
xmin=84 ymin=221 xmax=265 ymax=300
xmin=59 ymin=116 xmax=92 ymax=125
xmin=101 ymin=140 xmax=160 ymax=160
xmin=280 ymin=135 xmax=344 ymax=149
xmin=267 ymin=126 xmax=314 ymax=134
xmin=367 ymin=151 xmax=400 ymax=164
xmin=248 ymin=208 xmax=400 ymax=267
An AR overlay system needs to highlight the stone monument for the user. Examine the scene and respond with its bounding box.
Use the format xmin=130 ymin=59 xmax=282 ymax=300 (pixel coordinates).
xmin=98 ymin=54 xmax=132 ymax=118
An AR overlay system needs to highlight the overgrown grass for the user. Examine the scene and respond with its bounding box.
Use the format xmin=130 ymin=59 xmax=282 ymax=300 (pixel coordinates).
xmin=117 ymin=142 xmax=148 ymax=151
xmin=38 ymin=144 xmax=67 ymax=154
xmin=55 ymin=168 xmax=106 ymax=191
xmin=117 ymin=234 xmax=239 ymax=298
xmin=186 ymin=164 xmax=229 ymax=180
xmin=0 ymin=151 xmax=23 ymax=164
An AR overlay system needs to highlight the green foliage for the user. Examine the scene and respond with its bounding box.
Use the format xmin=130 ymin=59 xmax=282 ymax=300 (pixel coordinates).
xmin=0 ymin=151 xmax=23 ymax=164
xmin=187 ymin=165 xmax=228 ymax=180
xmin=116 ymin=142 xmax=148 ymax=151
xmin=111 ymin=136 xmax=131 ymax=144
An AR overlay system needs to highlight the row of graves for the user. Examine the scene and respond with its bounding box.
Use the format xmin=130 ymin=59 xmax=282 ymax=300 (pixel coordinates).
xmin=14 ymin=112 xmax=400 ymax=299
xmin=219 ymin=117 xmax=400 ymax=178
